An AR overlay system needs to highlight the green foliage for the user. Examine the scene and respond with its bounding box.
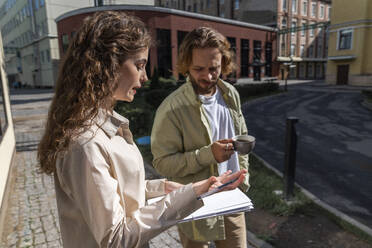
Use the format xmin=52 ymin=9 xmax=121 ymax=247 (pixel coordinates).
xmin=114 ymin=100 xmax=154 ymax=138
xmin=150 ymin=67 xmax=160 ymax=90
xmin=362 ymin=89 xmax=372 ymax=103
xmin=247 ymin=154 xmax=312 ymax=217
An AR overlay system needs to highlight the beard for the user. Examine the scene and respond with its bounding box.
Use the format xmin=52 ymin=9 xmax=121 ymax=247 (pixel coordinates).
xmin=189 ymin=74 xmax=218 ymax=96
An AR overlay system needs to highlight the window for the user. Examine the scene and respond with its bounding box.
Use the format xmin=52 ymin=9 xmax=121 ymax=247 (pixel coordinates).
xmin=193 ymin=2 xmax=197 ymax=12
xmin=156 ymin=29 xmax=172 ymax=77
xmin=282 ymin=0 xmax=287 ymax=11
xmin=291 ymin=19 xmax=297 ymax=36
xmin=40 ymin=0 xmax=45 ymax=7
xmin=235 ymin=0 xmax=239 ymax=10
xmin=301 ymin=21 xmax=306 ymax=37
xmin=282 ymin=18 xmax=287 ymax=28
xmin=40 ymin=51 xmax=45 ymax=63
xmin=311 ymin=2 xmax=316 ymax=17
xmin=35 ymin=0 xmax=39 ymax=10
xmin=290 ymin=44 xmax=296 ymax=56
xmin=338 ymin=29 xmax=352 ymax=50
xmin=292 ymin=0 xmax=297 ymax=13
xmin=207 ymin=0 xmax=211 ymax=8
xmin=308 ymin=63 xmax=313 ymax=78
xmin=300 ymin=44 xmax=305 ymax=56
xmin=302 ymin=0 xmax=308 ymax=16
xmin=310 ymin=22 xmax=315 ymax=37
xmin=327 ymin=7 xmax=331 ymax=19
xmin=62 ymin=34 xmax=69 ymax=52
xmin=320 ymin=5 xmax=324 ymax=18
xmin=309 ymin=45 xmax=314 ymax=57
xmin=46 ymin=49 xmax=50 ymax=62
xmin=240 ymin=39 xmax=249 ymax=77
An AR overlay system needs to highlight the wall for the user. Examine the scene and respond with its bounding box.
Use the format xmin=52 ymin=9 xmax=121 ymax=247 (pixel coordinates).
xmin=0 ymin=31 xmax=16 ymax=235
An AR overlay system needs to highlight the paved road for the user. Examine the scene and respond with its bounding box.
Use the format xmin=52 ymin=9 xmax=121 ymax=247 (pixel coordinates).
xmin=242 ymin=81 xmax=372 ymax=229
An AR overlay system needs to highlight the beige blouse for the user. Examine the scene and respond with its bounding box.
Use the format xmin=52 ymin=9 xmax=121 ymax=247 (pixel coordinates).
xmin=54 ymin=110 xmax=203 ymax=248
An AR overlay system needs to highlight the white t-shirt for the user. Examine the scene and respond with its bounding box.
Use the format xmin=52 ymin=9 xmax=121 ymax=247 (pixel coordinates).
xmin=199 ymin=87 xmax=240 ymax=175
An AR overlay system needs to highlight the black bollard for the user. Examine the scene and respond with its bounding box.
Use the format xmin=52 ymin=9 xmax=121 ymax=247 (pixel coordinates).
xmin=283 ymin=117 xmax=299 ymax=200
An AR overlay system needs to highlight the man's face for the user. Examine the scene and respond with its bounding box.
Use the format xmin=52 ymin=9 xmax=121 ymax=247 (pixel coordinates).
xmin=188 ymin=47 xmax=222 ymax=96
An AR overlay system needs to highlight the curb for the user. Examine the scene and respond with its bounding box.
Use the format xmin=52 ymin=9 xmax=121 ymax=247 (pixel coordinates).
xmin=246 ymin=229 xmax=274 ymax=248
xmin=252 ymin=152 xmax=372 ymax=239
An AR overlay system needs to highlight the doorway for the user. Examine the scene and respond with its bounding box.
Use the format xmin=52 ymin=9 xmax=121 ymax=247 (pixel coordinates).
xmin=336 ymin=64 xmax=349 ymax=85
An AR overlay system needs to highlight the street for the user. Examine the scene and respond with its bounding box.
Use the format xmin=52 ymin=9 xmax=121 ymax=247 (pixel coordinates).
xmin=242 ymin=81 xmax=372 ymax=229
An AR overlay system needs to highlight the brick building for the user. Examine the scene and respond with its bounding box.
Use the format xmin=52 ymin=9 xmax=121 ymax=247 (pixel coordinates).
xmin=156 ymin=0 xmax=332 ymax=80
xmin=56 ymin=5 xmax=278 ymax=80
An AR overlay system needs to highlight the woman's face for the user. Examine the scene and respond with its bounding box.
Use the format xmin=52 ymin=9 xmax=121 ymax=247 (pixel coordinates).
xmin=113 ymin=48 xmax=149 ymax=102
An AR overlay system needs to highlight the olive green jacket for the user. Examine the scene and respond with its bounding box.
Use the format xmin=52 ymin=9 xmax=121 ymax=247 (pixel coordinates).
xmin=151 ymin=77 xmax=250 ymax=241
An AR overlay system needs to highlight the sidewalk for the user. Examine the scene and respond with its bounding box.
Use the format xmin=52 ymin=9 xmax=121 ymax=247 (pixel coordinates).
xmin=0 ymin=89 xmax=261 ymax=248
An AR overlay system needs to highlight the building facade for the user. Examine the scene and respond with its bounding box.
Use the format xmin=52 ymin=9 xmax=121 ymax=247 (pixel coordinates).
xmin=156 ymin=0 xmax=332 ymax=80
xmin=0 ymin=0 xmax=154 ymax=88
xmin=0 ymin=30 xmax=16 ymax=239
xmin=326 ymin=0 xmax=372 ymax=86
xmin=56 ymin=5 xmax=278 ymax=80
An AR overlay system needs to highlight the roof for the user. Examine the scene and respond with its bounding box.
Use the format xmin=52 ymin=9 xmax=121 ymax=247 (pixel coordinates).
xmin=55 ymin=5 xmax=276 ymax=32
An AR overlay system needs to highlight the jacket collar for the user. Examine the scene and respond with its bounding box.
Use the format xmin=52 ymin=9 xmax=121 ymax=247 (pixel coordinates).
xmin=95 ymin=109 xmax=133 ymax=144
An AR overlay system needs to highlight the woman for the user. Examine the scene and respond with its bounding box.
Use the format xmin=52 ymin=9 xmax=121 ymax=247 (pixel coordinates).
xmin=38 ymin=11 xmax=246 ymax=248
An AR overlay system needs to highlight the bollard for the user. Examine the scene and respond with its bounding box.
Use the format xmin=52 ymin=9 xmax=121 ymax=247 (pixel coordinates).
xmin=283 ymin=116 xmax=299 ymax=200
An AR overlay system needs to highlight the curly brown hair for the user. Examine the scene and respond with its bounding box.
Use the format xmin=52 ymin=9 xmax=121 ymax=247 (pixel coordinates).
xmin=177 ymin=27 xmax=236 ymax=76
xmin=38 ymin=11 xmax=151 ymax=174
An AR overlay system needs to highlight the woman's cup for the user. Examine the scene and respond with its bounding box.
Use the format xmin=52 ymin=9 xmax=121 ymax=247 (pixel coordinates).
xmin=232 ymin=135 xmax=256 ymax=154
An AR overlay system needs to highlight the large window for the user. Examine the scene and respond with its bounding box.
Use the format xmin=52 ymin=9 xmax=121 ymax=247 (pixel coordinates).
xmin=338 ymin=29 xmax=352 ymax=50
xmin=156 ymin=29 xmax=172 ymax=78
xmin=240 ymin=39 xmax=249 ymax=77
xmin=265 ymin=42 xmax=272 ymax=76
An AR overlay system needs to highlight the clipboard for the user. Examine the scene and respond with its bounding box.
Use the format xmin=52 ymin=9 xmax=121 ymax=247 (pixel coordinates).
xmin=147 ymin=188 xmax=254 ymax=223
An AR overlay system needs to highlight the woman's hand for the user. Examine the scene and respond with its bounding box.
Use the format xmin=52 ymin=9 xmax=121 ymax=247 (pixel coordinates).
xmin=164 ymin=180 xmax=184 ymax=194
xmin=211 ymin=139 xmax=235 ymax=163
xmin=192 ymin=169 xmax=247 ymax=197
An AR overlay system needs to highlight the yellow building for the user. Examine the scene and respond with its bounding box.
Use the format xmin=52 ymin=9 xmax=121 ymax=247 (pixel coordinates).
xmin=326 ymin=0 xmax=372 ymax=85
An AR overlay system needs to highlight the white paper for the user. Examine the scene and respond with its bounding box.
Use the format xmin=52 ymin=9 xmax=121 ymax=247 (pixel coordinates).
xmin=147 ymin=188 xmax=253 ymax=223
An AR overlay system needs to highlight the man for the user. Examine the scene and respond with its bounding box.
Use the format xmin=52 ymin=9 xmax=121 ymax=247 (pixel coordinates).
xmin=151 ymin=27 xmax=249 ymax=248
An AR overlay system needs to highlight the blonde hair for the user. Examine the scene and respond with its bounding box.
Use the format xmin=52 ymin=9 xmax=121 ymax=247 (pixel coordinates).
xmin=177 ymin=27 xmax=236 ymax=76
xmin=38 ymin=11 xmax=151 ymax=174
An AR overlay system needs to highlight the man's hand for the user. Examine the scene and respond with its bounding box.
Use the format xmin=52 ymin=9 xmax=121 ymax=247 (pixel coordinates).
xmin=192 ymin=169 xmax=247 ymax=197
xmin=211 ymin=139 xmax=234 ymax=163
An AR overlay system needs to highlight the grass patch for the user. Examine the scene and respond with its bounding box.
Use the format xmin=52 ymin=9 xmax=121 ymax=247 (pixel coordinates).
xmin=247 ymin=154 xmax=312 ymax=217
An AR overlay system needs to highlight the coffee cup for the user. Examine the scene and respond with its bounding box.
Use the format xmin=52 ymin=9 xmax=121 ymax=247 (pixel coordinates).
xmin=232 ymin=135 xmax=255 ymax=154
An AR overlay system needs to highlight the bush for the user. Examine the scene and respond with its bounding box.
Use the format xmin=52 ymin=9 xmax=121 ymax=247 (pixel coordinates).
xmin=145 ymin=88 xmax=173 ymax=109
xmin=361 ymin=89 xmax=372 ymax=98
xmin=235 ymin=82 xmax=279 ymax=98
